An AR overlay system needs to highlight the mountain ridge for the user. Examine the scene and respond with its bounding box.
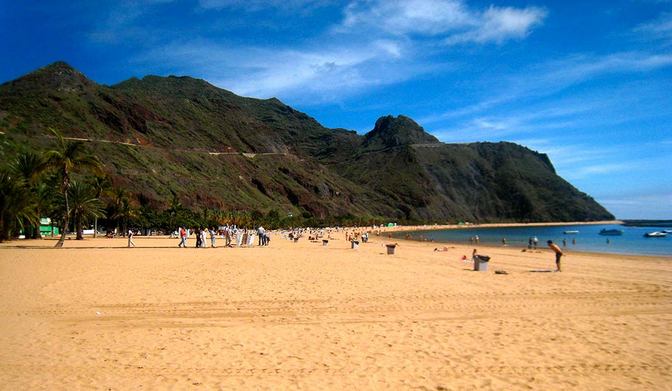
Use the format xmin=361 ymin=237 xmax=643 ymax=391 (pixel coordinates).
xmin=0 ymin=61 xmax=614 ymax=223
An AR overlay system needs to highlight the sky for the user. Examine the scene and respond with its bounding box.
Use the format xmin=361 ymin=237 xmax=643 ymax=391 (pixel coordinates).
xmin=1 ymin=0 xmax=671 ymax=219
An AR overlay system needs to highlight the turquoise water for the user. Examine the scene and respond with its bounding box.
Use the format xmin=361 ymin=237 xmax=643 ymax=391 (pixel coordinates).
xmin=394 ymin=224 xmax=672 ymax=257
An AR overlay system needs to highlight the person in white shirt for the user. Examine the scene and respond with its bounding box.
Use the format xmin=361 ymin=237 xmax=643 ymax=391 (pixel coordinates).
xmin=128 ymin=230 xmax=135 ymax=247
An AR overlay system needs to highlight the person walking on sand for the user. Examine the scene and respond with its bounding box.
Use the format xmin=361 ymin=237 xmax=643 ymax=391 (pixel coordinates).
xmin=257 ymin=226 xmax=265 ymax=246
xmin=225 ymin=225 xmax=232 ymax=247
xmin=128 ymin=230 xmax=135 ymax=248
xmin=195 ymin=227 xmax=202 ymax=248
xmin=209 ymin=227 xmax=217 ymax=248
xmin=236 ymin=227 xmax=243 ymax=247
xmin=547 ymin=240 xmax=563 ymax=272
xmin=247 ymin=229 xmax=255 ymax=247
xmin=178 ymin=226 xmax=187 ymax=248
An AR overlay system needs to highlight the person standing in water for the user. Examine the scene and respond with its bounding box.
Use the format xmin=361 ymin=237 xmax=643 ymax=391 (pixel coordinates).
xmin=547 ymin=240 xmax=563 ymax=272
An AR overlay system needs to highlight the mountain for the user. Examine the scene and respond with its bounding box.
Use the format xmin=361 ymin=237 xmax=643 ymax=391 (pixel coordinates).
xmin=0 ymin=62 xmax=614 ymax=223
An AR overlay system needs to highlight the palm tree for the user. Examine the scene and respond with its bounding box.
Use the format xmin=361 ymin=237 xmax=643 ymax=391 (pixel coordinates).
xmin=68 ymin=181 xmax=105 ymax=240
xmin=165 ymin=191 xmax=183 ymax=230
xmin=0 ymin=171 xmax=39 ymax=242
xmin=10 ymin=151 xmax=48 ymax=239
xmin=110 ymin=188 xmax=138 ymax=236
xmin=91 ymin=175 xmax=111 ymax=237
xmin=44 ymin=129 xmax=103 ymax=247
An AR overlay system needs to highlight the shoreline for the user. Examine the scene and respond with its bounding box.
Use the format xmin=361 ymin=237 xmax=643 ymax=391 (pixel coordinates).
xmin=383 ymin=220 xmax=623 ymax=233
xmin=392 ymin=235 xmax=672 ymax=261
xmin=382 ymin=221 xmax=672 ymax=259
xmin=2 ymin=224 xmax=668 ymax=262
xmin=389 ymin=234 xmax=672 ymax=260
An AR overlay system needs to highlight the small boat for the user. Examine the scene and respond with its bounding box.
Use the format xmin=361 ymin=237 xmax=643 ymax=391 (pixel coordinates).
xmin=563 ymin=230 xmax=579 ymax=234
xmin=644 ymin=231 xmax=668 ymax=238
xmin=599 ymin=229 xmax=623 ymax=236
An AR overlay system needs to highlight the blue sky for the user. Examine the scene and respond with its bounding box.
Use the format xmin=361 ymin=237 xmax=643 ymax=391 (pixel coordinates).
xmin=2 ymin=0 xmax=671 ymax=219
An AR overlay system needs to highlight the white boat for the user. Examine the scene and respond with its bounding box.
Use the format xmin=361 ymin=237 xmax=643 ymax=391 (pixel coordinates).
xmin=563 ymin=230 xmax=579 ymax=234
xmin=644 ymin=231 xmax=668 ymax=238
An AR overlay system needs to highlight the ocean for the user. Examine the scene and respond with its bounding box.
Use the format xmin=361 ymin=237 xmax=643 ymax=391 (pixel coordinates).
xmin=393 ymin=224 xmax=672 ymax=257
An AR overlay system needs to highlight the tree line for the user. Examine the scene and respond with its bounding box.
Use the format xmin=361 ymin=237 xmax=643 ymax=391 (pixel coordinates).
xmin=0 ymin=130 xmax=389 ymax=245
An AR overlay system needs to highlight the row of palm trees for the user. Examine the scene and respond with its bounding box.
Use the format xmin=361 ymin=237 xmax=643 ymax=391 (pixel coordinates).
xmin=0 ymin=130 xmax=130 ymax=246
xmin=1 ymin=130 xmax=390 ymax=245
xmin=0 ymin=129 xmax=294 ymax=245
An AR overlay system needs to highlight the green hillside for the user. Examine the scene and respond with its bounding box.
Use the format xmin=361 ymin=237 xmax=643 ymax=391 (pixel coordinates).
xmin=0 ymin=62 xmax=614 ymax=225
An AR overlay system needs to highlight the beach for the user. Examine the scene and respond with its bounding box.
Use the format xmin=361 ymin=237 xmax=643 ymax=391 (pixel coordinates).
xmin=1 ymin=232 xmax=671 ymax=390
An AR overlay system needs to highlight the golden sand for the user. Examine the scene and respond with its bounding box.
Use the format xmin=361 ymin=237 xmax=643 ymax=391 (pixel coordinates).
xmin=0 ymin=233 xmax=670 ymax=390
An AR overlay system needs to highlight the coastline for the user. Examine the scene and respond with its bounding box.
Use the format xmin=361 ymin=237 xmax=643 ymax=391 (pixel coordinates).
xmin=382 ymin=221 xmax=672 ymax=259
xmin=382 ymin=220 xmax=623 ymax=233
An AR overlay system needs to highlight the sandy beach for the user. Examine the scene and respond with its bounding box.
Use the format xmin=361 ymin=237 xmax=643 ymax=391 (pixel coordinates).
xmin=1 ymin=232 xmax=671 ymax=390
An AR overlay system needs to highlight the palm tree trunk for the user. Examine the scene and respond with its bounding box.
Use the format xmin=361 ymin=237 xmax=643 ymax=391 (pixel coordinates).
xmin=0 ymin=214 xmax=7 ymax=242
xmin=76 ymin=213 xmax=83 ymax=240
xmin=93 ymin=217 xmax=97 ymax=238
xmin=55 ymin=185 xmax=69 ymax=248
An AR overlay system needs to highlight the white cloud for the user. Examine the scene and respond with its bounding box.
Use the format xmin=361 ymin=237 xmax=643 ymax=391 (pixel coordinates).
xmin=634 ymin=12 xmax=672 ymax=43
xmin=88 ymin=0 xmax=175 ymax=44
xmin=599 ymin=192 xmax=672 ymax=219
xmin=420 ymin=50 xmax=672 ymax=126
xmin=569 ymin=163 xmax=631 ymax=179
xmin=198 ymin=0 xmax=335 ymax=11
xmin=472 ymin=118 xmax=508 ymax=131
xmin=534 ymin=52 xmax=672 ymax=89
xmin=341 ymin=0 xmax=474 ymax=36
xmin=339 ymin=0 xmax=547 ymax=45
xmin=136 ymin=39 xmax=433 ymax=102
xmin=445 ymin=6 xmax=547 ymax=44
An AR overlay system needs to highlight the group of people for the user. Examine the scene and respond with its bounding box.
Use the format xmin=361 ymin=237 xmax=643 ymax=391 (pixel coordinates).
xmin=345 ymin=230 xmax=369 ymax=243
xmin=281 ymin=226 xmax=377 ymax=244
xmin=528 ymin=236 xmax=539 ymax=249
xmin=466 ymin=240 xmax=564 ymax=272
xmin=176 ymin=225 xmax=270 ymax=248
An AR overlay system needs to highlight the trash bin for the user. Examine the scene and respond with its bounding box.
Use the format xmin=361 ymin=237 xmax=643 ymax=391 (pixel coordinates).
xmin=322 ymin=239 xmax=329 ymax=247
xmin=473 ymin=255 xmax=490 ymax=271
xmin=386 ymin=244 xmax=397 ymax=255
xmin=351 ymin=240 xmax=359 ymax=249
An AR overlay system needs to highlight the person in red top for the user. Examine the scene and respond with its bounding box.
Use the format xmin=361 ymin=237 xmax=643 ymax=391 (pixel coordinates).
xmin=178 ymin=226 xmax=187 ymax=248
xmin=547 ymin=240 xmax=563 ymax=272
